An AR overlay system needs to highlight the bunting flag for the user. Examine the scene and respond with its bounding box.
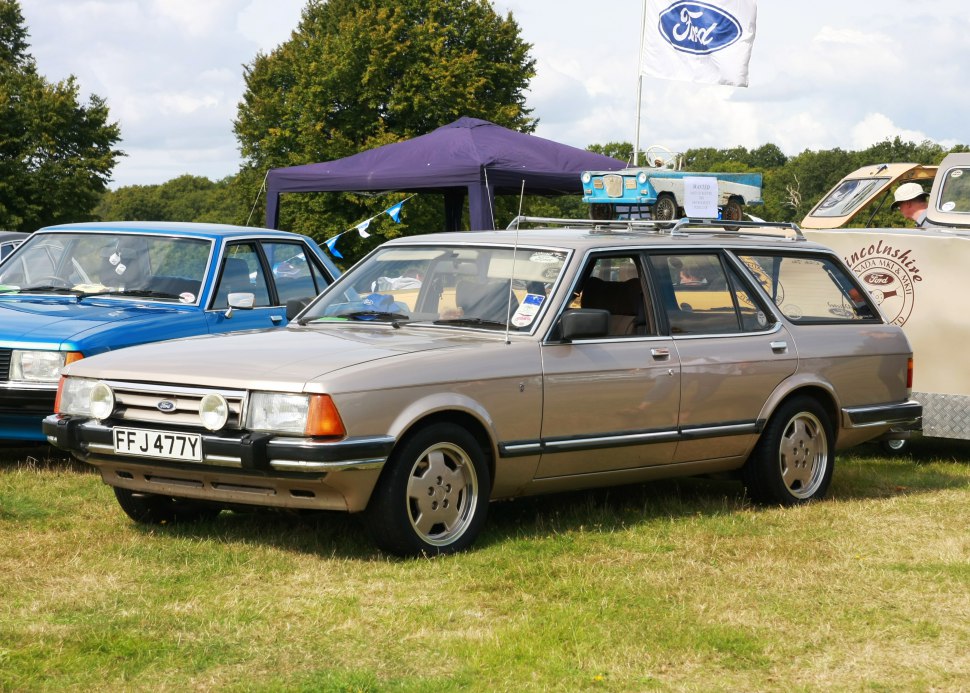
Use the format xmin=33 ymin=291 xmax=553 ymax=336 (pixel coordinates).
xmin=641 ymin=0 xmax=757 ymax=87
xmin=386 ymin=201 xmax=404 ymax=223
xmin=324 ymin=236 xmax=343 ymax=259
xmin=320 ymin=195 xmax=416 ymax=259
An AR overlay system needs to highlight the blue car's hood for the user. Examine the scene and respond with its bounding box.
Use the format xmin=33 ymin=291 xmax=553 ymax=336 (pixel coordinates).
xmin=0 ymin=296 xmax=202 ymax=351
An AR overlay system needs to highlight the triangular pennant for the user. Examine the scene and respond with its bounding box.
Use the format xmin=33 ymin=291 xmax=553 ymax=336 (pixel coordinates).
xmin=356 ymin=219 xmax=371 ymax=238
xmin=386 ymin=202 xmax=404 ymax=223
xmin=324 ymin=235 xmax=343 ymax=259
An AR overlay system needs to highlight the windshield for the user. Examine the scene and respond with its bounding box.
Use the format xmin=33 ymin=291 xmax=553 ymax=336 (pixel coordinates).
xmin=0 ymin=232 xmax=213 ymax=303
xmin=809 ymin=177 xmax=888 ymax=218
xmin=302 ymin=244 xmax=568 ymax=330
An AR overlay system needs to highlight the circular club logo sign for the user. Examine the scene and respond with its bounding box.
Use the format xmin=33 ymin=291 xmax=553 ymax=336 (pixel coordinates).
xmin=847 ymin=242 xmax=921 ymax=326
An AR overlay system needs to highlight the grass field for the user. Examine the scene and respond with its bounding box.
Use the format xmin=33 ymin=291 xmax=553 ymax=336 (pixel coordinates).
xmin=1 ymin=442 xmax=968 ymax=692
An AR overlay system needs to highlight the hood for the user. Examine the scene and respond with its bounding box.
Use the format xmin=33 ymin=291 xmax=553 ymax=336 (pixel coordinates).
xmin=0 ymin=296 xmax=196 ymax=350
xmin=62 ymin=323 xmax=505 ymax=390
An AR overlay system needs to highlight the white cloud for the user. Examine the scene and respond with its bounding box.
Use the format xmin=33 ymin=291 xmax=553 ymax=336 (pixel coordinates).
xmin=850 ymin=113 xmax=930 ymax=150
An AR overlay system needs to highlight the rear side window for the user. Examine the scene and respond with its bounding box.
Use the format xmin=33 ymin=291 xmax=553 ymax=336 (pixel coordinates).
xmin=648 ymin=253 xmax=774 ymax=335
xmin=737 ymin=253 xmax=878 ymax=323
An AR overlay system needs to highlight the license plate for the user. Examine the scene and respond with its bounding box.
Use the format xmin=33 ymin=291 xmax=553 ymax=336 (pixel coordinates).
xmin=113 ymin=427 xmax=203 ymax=462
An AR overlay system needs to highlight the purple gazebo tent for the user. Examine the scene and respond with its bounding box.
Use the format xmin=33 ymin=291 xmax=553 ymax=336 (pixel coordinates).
xmin=265 ymin=117 xmax=625 ymax=231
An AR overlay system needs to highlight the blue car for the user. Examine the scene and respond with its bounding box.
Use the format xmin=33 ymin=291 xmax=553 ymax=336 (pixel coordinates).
xmin=0 ymin=221 xmax=339 ymax=442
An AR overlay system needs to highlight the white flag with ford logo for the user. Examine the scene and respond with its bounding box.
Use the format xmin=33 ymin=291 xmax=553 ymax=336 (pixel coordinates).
xmin=641 ymin=0 xmax=757 ymax=87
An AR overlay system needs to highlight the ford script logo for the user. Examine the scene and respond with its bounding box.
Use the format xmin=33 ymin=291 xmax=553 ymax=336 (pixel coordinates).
xmin=658 ymin=2 xmax=742 ymax=55
xmin=157 ymin=399 xmax=177 ymax=413
xmin=863 ymin=272 xmax=895 ymax=287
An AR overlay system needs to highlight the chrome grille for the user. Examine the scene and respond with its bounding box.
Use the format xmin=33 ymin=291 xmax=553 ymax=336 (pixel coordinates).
xmin=603 ymin=174 xmax=624 ymax=198
xmin=104 ymin=381 xmax=247 ymax=430
xmin=0 ymin=348 xmax=9 ymax=380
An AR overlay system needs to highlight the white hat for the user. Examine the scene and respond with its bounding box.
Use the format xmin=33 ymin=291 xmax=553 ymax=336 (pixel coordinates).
xmin=891 ymin=182 xmax=928 ymax=210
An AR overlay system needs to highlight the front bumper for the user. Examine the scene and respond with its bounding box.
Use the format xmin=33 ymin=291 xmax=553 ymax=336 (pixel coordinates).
xmin=42 ymin=414 xmax=394 ymax=512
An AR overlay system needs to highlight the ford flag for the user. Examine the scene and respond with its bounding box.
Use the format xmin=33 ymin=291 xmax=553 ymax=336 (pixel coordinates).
xmin=641 ymin=0 xmax=757 ymax=87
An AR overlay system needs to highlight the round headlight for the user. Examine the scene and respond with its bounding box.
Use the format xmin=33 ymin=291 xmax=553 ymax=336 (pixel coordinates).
xmin=199 ymin=393 xmax=229 ymax=431
xmin=581 ymin=172 xmax=592 ymax=183
xmin=89 ymin=381 xmax=115 ymax=420
xmin=637 ymin=171 xmax=648 ymax=184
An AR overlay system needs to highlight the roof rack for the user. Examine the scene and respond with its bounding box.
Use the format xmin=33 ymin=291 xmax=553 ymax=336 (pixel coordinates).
xmin=505 ymin=216 xmax=806 ymax=241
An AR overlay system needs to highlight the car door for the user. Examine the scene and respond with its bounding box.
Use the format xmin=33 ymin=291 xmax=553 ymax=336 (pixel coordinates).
xmin=647 ymin=251 xmax=797 ymax=463
xmin=205 ymin=241 xmax=285 ymax=332
xmin=537 ymin=253 xmax=680 ymax=477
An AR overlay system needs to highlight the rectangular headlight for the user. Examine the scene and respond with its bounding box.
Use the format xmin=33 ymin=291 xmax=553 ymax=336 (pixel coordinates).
xmin=10 ymin=350 xmax=81 ymax=383
xmin=246 ymin=392 xmax=345 ymax=437
xmin=57 ymin=377 xmax=100 ymax=416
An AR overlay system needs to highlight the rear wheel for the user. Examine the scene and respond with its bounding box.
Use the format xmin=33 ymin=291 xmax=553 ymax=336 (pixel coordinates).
xmin=365 ymin=423 xmax=490 ymax=557
xmin=653 ymin=193 xmax=679 ymax=220
xmin=880 ymin=438 xmax=909 ymax=455
xmin=113 ymin=487 xmax=222 ymax=524
xmin=722 ymin=198 xmax=744 ymax=222
xmin=743 ymin=396 xmax=834 ymax=505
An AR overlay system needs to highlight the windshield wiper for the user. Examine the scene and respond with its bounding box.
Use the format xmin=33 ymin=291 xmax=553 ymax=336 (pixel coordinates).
xmin=433 ymin=317 xmax=508 ymax=328
xmin=80 ymin=289 xmax=183 ymax=300
xmin=16 ymin=286 xmax=84 ymax=296
xmin=302 ymin=311 xmax=410 ymax=327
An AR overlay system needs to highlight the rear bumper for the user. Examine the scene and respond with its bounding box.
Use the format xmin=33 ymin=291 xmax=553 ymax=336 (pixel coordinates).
xmin=841 ymin=400 xmax=922 ymax=432
xmin=42 ymin=414 xmax=394 ymax=512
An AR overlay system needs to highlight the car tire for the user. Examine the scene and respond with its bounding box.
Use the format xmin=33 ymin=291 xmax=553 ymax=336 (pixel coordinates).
xmin=742 ymin=396 xmax=834 ymax=506
xmin=879 ymin=438 xmax=909 ymax=455
xmin=722 ymin=198 xmax=744 ymax=222
xmin=653 ymin=193 xmax=679 ymax=220
xmin=113 ymin=486 xmax=222 ymax=524
xmin=365 ymin=423 xmax=491 ymax=557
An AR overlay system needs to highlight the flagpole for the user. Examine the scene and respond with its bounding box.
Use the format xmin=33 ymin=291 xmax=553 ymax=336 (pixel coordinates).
xmin=633 ymin=0 xmax=648 ymax=166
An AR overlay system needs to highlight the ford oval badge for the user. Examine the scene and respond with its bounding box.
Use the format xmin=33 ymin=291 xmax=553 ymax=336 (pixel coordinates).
xmin=157 ymin=399 xmax=177 ymax=413
xmin=658 ymin=2 xmax=742 ymax=55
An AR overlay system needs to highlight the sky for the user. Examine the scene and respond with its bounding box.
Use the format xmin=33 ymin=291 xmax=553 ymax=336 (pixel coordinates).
xmin=17 ymin=0 xmax=970 ymax=189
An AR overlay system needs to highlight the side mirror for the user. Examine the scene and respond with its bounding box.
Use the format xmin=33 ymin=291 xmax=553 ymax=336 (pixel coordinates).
xmin=286 ymin=297 xmax=311 ymax=321
xmin=224 ymin=292 xmax=255 ymax=318
xmin=560 ymin=309 xmax=610 ymax=341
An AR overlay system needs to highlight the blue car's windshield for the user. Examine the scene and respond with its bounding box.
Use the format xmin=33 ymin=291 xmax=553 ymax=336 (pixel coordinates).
xmin=0 ymin=232 xmax=213 ymax=304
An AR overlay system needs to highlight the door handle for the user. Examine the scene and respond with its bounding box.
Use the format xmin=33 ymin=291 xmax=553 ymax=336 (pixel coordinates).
xmin=770 ymin=341 xmax=788 ymax=352
xmin=651 ymin=348 xmax=670 ymax=359
xmin=271 ymin=314 xmax=284 ymax=324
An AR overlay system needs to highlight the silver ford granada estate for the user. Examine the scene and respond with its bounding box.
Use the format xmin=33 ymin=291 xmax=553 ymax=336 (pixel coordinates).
xmin=44 ymin=218 xmax=921 ymax=557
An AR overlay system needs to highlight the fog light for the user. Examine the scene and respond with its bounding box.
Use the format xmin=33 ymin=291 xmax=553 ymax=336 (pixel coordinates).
xmin=199 ymin=393 xmax=229 ymax=431
xmin=89 ymin=382 xmax=115 ymax=420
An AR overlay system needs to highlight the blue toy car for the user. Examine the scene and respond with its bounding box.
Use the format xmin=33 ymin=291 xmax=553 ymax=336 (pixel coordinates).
xmin=0 ymin=221 xmax=339 ymax=442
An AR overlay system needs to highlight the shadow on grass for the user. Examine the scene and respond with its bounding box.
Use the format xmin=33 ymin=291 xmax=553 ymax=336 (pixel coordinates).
xmin=0 ymin=445 xmax=93 ymax=474
xmin=106 ymin=445 xmax=970 ymax=561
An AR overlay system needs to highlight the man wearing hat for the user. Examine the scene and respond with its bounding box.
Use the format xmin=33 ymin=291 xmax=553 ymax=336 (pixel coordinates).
xmin=891 ymin=182 xmax=929 ymax=227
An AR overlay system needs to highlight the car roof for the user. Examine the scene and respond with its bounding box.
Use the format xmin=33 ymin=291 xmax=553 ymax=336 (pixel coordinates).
xmin=0 ymin=231 xmax=29 ymax=241
xmin=381 ymin=218 xmax=833 ymax=253
xmin=37 ymin=221 xmax=310 ymax=241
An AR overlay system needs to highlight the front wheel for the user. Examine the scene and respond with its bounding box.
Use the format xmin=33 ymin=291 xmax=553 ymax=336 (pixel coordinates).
xmin=742 ymin=396 xmax=834 ymax=506
xmin=365 ymin=423 xmax=491 ymax=557
xmin=113 ymin=487 xmax=222 ymax=524
xmin=653 ymin=193 xmax=679 ymax=220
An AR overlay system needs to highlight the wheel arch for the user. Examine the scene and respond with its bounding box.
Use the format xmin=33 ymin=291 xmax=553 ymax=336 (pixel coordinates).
xmin=389 ymin=409 xmax=497 ymax=487
xmin=762 ymin=384 xmax=840 ymax=441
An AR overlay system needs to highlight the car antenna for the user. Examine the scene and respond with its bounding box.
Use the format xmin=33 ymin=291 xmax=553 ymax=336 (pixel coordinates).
xmin=505 ymin=180 xmax=525 ymax=345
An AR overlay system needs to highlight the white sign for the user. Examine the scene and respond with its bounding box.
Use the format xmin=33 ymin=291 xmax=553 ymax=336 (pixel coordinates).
xmin=683 ymin=176 xmax=719 ymax=217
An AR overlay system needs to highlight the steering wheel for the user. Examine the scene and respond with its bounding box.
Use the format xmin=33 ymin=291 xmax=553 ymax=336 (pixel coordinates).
xmin=644 ymin=144 xmax=679 ymax=169
xmin=29 ymin=275 xmax=73 ymax=288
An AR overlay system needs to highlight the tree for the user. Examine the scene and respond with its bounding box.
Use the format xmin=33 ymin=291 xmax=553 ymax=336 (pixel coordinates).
xmin=234 ymin=0 xmax=536 ymax=260
xmin=0 ymin=0 xmax=122 ymax=231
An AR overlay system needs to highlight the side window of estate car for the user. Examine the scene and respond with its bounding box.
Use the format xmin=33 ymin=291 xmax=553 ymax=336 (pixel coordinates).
xmin=213 ymin=243 xmax=271 ymax=308
xmin=648 ymin=253 xmax=774 ymax=335
xmin=736 ymin=253 xmax=878 ymax=323
xmin=573 ymin=255 xmax=655 ymax=336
